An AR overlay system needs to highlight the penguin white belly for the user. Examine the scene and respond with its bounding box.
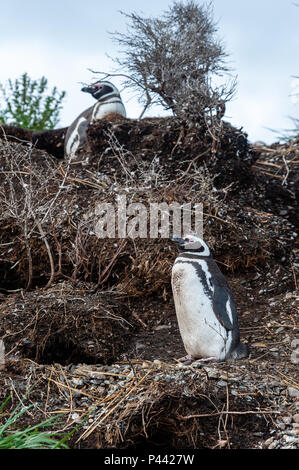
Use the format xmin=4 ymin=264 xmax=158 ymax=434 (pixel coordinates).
xmin=91 ymin=100 xmax=126 ymax=121
xmin=172 ymin=262 xmax=232 ymax=360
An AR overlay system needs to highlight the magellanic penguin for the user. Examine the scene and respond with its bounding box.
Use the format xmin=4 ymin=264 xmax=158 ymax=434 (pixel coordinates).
xmin=64 ymin=81 xmax=126 ymax=160
xmin=171 ymin=234 xmax=249 ymax=363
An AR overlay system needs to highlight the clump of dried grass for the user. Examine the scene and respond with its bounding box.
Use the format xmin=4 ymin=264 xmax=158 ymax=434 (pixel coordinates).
xmin=0 ymin=281 xmax=135 ymax=364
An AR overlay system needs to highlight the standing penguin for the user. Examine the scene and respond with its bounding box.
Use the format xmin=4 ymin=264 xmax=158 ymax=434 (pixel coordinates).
xmin=171 ymin=234 xmax=248 ymax=362
xmin=64 ymin=81 xmax=126 ymax=160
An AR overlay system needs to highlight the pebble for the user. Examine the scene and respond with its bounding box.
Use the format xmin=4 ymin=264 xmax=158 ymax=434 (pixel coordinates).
xmin=293 ymin=414 xmax=299 ymax=424
xmin=191 ymin=362 xmax=204 ymax=369
xmin=281 ymin=416 xmax=292 ymax=425
xmin=176 ymin=363 xmax=188 ymax=369
xmin=282 ymin=435 xmax=296 ymax=444
xmin=283 ymin=430 xmax=297 ymax=437
xmin=268 ymin=440 xmax=278 ymax=449
xmin=264 ymin=437 xmax=275 ymax=447
xmin=217 ymin=380 xmax=228 ymax=387
xmin=204 ymin=367 xmax=219 ymax=379
xmin=71 ymin=377 xmax=83 ymax=387
xmin=288 ymin=387 xmax=299 ymax=398
xmin=277 ymin=422 xmax=286 ymax=431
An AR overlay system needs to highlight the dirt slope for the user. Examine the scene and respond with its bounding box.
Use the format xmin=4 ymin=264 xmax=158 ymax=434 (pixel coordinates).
xmin=0 ymin=118 xmax=298 ymax=449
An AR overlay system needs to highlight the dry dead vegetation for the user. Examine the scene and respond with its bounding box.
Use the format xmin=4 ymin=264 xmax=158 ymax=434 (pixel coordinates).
xmin=0 ymin=117 xmax=298 ymax=449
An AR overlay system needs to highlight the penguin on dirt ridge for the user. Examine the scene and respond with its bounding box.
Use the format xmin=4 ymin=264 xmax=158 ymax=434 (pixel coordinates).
xmin=64 ymin=80 xmax=126 ymax=160
xmin=170 ymin=234 xmax=249 ymax=363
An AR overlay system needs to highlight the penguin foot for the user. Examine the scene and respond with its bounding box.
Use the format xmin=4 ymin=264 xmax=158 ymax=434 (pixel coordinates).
xmin=177 ymin=355 xmax=218 ymax=364
xmin=178 ymin=354 xmax=193 ymax=364
xmin=194 ymin=356 xmax=218 ymax=363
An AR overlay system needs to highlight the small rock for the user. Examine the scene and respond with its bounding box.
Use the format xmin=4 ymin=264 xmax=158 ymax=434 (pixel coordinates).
xmin=293 ymin=414 xmax=299 ymax=424
xmin=277 ymin=422 xmax=286 ymax=431
xmin=191 ymin=361 xmax=204 ymax=369
xmin=264 ymin=437 xmax=274 ymax=447
xmin=283 ymin=430 xmax=296 ymax=436
xmin=268 ymin=440 xmax=278 ymax=449
xmin=71 ymin=378 xmax=83 ymax=387
xmin=282 ymin=416 xmax=292 ymax=425
xmin=90 ymin=372 xmax=106 ymax=380
xmin=282 ymin=435 xmax=296 ymax=444
xmin=204 ymin=367 xmax=219 ymax=379
xmin=271 ymin=381 xmax=280 ymax=387
xmin=176 ymin=363 xmax=185 ymax=369
xmin=288 ymin=387 xmax=299 ymax=398
xmin=217 ymin=380 xmax=228 ymax=387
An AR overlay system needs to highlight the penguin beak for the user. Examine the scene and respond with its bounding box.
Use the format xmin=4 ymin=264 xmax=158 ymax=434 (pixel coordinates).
xmin=170 ymin=235 xmax=185 ymax=245
xmin=81 ymin=85 xmax=95 ymax=94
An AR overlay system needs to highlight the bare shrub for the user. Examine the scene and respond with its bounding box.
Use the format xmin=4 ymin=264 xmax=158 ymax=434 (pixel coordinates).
xmin=107 ymin=0 xmax=236 ymax=132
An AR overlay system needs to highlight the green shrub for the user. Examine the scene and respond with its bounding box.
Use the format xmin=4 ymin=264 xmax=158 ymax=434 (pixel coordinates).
xmin=0 ymin=73 xmax=66 ymax=130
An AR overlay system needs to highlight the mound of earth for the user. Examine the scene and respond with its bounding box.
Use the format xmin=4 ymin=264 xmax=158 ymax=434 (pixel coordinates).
xmin=0 ymin=117 xmax=298 ymax=449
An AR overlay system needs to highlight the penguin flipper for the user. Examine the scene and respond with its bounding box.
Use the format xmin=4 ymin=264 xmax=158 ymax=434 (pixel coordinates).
xmin=211 ymin=282 xmax=235 ymax=331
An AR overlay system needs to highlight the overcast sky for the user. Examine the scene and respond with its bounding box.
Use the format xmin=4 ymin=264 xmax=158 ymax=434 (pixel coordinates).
xmin=0 ymin=0 xmax=298 ymax=143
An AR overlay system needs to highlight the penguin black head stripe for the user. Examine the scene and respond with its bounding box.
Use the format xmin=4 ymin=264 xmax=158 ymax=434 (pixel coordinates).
xmin=171 ymin=234 xmax=210 ymax=256
xmin=170 ymin=234 xmax=249 ymax=363
xmin=81 ymin=81 xmax=116 ymax=100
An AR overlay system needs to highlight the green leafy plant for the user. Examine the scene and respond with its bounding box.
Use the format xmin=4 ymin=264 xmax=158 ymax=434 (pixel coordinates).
xmin=0 ymin=395 xmax=69 ymax=449
xmin=0 ymin=73 xmax=66 ymax=130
